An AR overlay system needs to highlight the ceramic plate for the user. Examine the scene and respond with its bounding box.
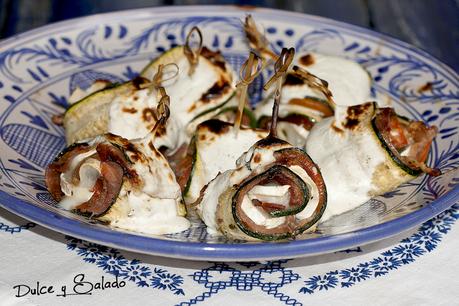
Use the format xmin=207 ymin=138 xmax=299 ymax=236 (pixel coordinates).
xmin=0 ymin=6 xmax=457 ymax=261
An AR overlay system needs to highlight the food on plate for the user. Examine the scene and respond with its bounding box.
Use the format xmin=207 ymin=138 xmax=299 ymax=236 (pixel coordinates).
xmin=140 ymin=26 xmax=237 ymax=139
xmin=194 ymin=48 xmax=327 ymax=240
xmin=256 ymin=65 xmax=336 ymax=146
xmin=180 ymin=119 xmax=268 ymax=205
xmin=245 ymin=15 xmax=371 ymax=146
xmin=43 ymin=18 xmax=442 ymax=240
xmin=46 ymin=88 xmax=190 ymax=235
xmin=305 ymin=101 xmax=440 ymax=221
xmin=63 ymin=65 xmax=183 ymax=152
xmin=62 ymin=27 xmax=236 ymax=153
xmin=172 ymin=52 xmax=268 ymax=205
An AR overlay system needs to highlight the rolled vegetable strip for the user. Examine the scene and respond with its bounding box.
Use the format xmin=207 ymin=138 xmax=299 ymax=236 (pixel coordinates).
xmin=68 ymin=80 xmax=112 ymax=105
xmin=179 ymin=119 xmax=267 ymax=205
xmin=141 ymin=45 xmax=237 ymax=138
xmin=305 ymin=102 xmax=440 ymax=222
xmin=63 ymin=77 xmax=183 ymax=152
xmin=254 ymin=52 xmax=371 ymax=145
xmin=196 ymin=137 xmax=327 ymax=240
xmin=45 ymin=133 xmax=190 ymax=235
xmin=176 ymin=51 xmax=267 ymax=205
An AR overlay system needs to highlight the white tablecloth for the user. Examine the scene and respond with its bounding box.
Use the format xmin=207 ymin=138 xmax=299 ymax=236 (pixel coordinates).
xmin=1 ymin=203 xmax=458 ymax=306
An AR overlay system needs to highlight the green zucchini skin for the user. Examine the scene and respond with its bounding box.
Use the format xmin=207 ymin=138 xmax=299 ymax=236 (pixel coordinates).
xmin=371 ymin=118 xmax=423 ymax=177
xmin=188 ymin=92 xmax=236 ymax=123
xmin=183 ymin=136 xmax=198 ymax=197
xmin=215 ymin=106 xmax=258 ymax=128
xmin=229 ymin=147 xmax=327 ymax=241
xmin=140 ymin=46 xmax=183 ymax=78
xmin=65 ymin=78 xmax=147 ymax=115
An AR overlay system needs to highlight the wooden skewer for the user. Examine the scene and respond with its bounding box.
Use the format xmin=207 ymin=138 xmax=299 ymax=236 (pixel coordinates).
xmin=291 ymin=65 xmax=336 ymax=108
xmin=244 ymin=15 xmax=336 ymax=110
xmin=243 ymin=14 xmax=278 ymax=61
xmin=145 ymin=66 xmax=172 ymax=139
xmin=263 ymin=47 xmax=295 ymax=137
xmin=184 ymin=26 xmax=203 ymax=76
xmin=139 ymin=63 xmax=179 ymax=91
xmin=233 ymin=51 xmax=264 ymax=134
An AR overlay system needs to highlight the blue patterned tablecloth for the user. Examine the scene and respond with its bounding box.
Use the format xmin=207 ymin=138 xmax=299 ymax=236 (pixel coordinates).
xmin=1 ymin=203 xmax=457 ymax=306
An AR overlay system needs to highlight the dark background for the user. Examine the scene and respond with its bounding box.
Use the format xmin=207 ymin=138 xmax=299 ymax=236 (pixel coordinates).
xmin=0 ymin=0 xmax=458 ymax=71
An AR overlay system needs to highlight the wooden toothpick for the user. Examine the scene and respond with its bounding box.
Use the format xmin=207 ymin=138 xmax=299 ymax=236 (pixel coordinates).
xmin=263 ymin=47 xmax=295 ymax=137
xmin=184 ymin=26 xmax=203 ymax=76
xmin=291 ymin=65 xmax=336 ymax=108
xmin=234 ymin=51 xmax=264 ymax=134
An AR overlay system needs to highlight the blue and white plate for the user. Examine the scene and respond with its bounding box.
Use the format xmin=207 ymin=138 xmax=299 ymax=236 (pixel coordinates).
xmin=0 ymin=6 xmax=457 ymax=261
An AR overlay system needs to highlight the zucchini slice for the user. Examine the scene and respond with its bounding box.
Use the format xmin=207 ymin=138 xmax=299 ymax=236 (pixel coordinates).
xmin=372 ymin=107 xmax=438 ymax=177
xmin=140 ymin=46 xmax=185 ymax=80
xmin=45 ymin=133 xmax=190 ymax=235
xmin=140 ymin=45 xmax=237 ymax=137
xmin=214 ymin=106 xmax=258 ymax=128
xmin=183 ymin=119 xmax=267 ymax=205
xmin=198 ymin=139 xmax=327 ymax=241
xmin=63 ymin=79 xmax=148 ymax=145
xmin=305 ymin=102 xmax=439 ymax=222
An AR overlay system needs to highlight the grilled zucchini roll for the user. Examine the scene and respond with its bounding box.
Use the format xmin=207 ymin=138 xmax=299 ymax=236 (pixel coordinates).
xmin=305 ymin=102 xmax=440 ymax=221
xmin=63 ymin=77 xmax=183 ymax=152
xmin=255 ymin=53 xmax=371 ymax=145
xmin=45 ymin=133 xmax=190 ymax=235
xmin=195 ymin=48 xmax=327 ymax=241
xmin=174 ymin=51 xmax=267 ymax=205
xmin=196 ymin=137 xmax=327 ymax=240
xmin=179 ymin=119 xmax=267 ymax=205
xmin=140 ymin=44 xmax=236 ymax=137
xmin=64 ymin=27 xmax=236 ymax=151
xmin=68 ymin=80 xmax=112 ymax=104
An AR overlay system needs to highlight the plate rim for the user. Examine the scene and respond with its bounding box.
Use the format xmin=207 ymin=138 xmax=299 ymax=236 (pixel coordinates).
xmin=0 ymin=5 xmax=458 ymax=261
xmin=1 ymin=186 xmax=457 ymax=261
xmin=1 ymin=5 xmax=457 ymax=77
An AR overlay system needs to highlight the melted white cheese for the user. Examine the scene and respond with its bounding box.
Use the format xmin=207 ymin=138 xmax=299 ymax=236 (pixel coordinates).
xmin=57 ymin=136 xmax=189 ymax=235
xmin=276 ymin=121 xmax=310 ymax=147
xmin=108 ymin=88 xmax=181 ymax=151
xmin=196 ymin=171 xmax=232 ymax=235
xmin=185 ymin=125 xmax=267 ymax=204
xmin=247 ymin=185 xmax=290 ymax=205
xmin=162 ymin=57 xmax=229 ymax=126
xmin=110 ymin=192 xmax=190 ymax=235
xmin=240 ymin=196 xmax=286 ymax=229
xmin=305 ymin=117 xmax=386 ymax=221
xmin=289 ymin=52 xmax=372 ymax=107
xmin=242 ymin=184 xmax=290 ymax=229
xmin=108 ymin=89 xmax=156 ymax=140
xmin=59 ymin=150 xmax=98 ymax=210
